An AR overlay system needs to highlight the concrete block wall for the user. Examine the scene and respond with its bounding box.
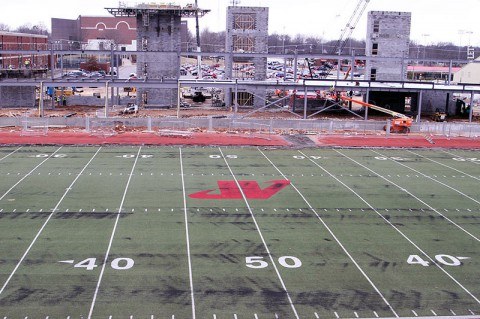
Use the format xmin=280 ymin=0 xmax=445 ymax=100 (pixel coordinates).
xmin=365 ymin=11 xmax=411 ymax=81
xmin=225 ymin=6 xmax=268 ymax=108
xmin=0 ymin=86 xmax=36 ymax=108
xmin=421 ymin=90 xmax=457 ymax=115
xmin=136 ymin=12 xmax=181 ymax=108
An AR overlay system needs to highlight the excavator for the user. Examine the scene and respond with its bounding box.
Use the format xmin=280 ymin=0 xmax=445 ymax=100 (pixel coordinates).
xmin=336 ymin=94 xmax=413 ymax=133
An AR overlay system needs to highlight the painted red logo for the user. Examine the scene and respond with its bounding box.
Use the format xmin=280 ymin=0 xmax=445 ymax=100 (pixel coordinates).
xmin=189 ymin=180 xmax=291 ymax=199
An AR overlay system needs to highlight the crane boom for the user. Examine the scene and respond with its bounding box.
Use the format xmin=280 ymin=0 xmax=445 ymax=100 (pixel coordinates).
xmin=332 ymin=0 xmax=370 ymax=55
xmin=337 ymin=94 xmax=413 ymax=133
xmin=338 ymin=95 xmax=411 ymax=119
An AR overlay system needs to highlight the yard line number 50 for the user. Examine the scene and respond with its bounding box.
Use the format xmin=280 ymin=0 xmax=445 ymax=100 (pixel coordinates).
xmin=246 ymin=256 xmax=302 ymax=269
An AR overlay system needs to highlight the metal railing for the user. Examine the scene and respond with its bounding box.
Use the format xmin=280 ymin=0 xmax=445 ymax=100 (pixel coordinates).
xmin=3 ymin=116 xmax=480 ymax=138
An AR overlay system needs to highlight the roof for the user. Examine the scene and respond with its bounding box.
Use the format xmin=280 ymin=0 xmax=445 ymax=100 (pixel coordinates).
xmin=0 ymin=31 xmax=48 ymax=39
xmin=407 ymin=66 xmax=461 ymax=73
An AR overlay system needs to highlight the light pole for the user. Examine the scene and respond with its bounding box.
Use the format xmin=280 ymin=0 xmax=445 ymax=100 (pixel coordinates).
xmin=458 ymin=29 xmax=464 ymax=60
xmin=422 ymin=33 xmax=430 ymax=65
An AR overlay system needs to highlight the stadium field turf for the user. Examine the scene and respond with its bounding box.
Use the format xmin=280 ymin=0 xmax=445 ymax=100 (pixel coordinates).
xmin=0 ymin=145 xmax=479 ymax=319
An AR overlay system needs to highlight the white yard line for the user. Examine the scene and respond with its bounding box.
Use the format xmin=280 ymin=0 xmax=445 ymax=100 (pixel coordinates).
xmin=179 ymin=148 xmax=196 ymax=319
xmin=258 ymin=148 xmax=399 ymax=318
xmin=351 ymin=150 xmax=480 ymax=243
xmin=88 ymin=146 xmax=142 ymax=319
xmin=333 ymin=150 xmax=480 ymax=305
xmin=218 ymin=147 xmax=300 ymax=319
xmin=0 ymin=147 xmax=102 ymax=296
xmin=0 ymin=146 xmax=22 ymax=162
xmin=408 ymin=150 xmax=480 ymax=181
xmin=372 ymin=149 xmax=480 ymax=206
xmin=0 ymin=147 xmax=63 ymax=202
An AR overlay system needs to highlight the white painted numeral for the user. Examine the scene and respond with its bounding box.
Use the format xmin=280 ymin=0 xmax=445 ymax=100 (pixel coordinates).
xmin=74 ymin=258 xmax=98 ymax=270
xmin=407 ymin=254 xmax=429 ymax=267
xmin=33 ymin=154 xmax=67 ymax=158
xmin=246 ymin=256 xmax=269 ymax=269
xmin=246 ymin=256 xmax=302 ymax=269
xmin=209 ymin=155 xmax=237 ymax=159
xmin=111 ymin=257 xmax=135 ymax=270
xmin=72 ymin=257 xmax=134 ymax=270
xmin=408 ymin=254 xmax=467 ymax=267
xmin=117 ymin=154 xmax=153 ymax=158
xmin=278 ymin=256 xmax=302 ymax=268
xmin=375 ymin=156 xmax=405 ymax=161
xmin=435 ymin=254 xmax=462 ymax=266
xmin=292 ymin=156 xmax=322 ymax=160
xmin=453 ymin=157 xmax=480 ymax=162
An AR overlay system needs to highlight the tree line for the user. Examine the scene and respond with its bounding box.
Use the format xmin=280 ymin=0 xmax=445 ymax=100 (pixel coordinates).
xmin=1 ymin=22 xmax=476 ymax=61
xmin=0 ymin=22 xmax=49 ymax=36
xmin=197 ymin=29 xmax=478 ymax=61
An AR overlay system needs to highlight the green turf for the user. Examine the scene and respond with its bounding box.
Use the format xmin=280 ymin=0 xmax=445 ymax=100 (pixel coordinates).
xmin=0 ymin=145 xmax=479 ymax=319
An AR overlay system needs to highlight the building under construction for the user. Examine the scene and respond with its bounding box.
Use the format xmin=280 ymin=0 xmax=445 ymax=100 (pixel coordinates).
xmin=106 ymin=3 xmax=209 ymax=108
xmin=224 ymin=6 xmax=269 ymax=108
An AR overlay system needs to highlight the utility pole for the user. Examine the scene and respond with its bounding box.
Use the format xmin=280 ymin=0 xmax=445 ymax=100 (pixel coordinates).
xmin=194 ymin=0 xmax=202 ymax=79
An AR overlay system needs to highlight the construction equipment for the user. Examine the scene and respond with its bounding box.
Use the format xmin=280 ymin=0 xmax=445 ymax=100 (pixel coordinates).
xmin=431 ymin=108 xmax=447 ymax=122
xmin=337 ymin=94 xmax=413 ymax=133
xmin=119 ymin=102 xmax=138 ymax=115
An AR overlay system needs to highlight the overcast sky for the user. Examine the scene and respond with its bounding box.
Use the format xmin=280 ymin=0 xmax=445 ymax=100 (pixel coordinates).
xmin=2 ymin=0 xmax=479 ymax=45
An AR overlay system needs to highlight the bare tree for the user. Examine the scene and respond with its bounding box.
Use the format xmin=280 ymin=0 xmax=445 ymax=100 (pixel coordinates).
xmin=0 ymin=23 xmax=10 ymax=31
xmin=15 ymin=23 xmax=49 ymax=36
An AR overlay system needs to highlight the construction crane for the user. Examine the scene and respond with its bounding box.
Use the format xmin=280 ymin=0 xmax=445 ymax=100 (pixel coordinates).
xmin=337 ymin=94 xmax=413 ymax=133
xmin=318 ymin=0 xmax=370 ymax=79
xmin=332 ymin=0 xmax=370 ymax=55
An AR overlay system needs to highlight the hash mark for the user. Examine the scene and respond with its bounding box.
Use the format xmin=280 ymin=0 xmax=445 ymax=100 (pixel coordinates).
xmin=430 ymin=309 xmax=437 ymax=316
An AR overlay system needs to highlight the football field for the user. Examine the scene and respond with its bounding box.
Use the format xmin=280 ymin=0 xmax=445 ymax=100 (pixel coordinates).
xmin=0 ymin=145 xmax=479 ymax=319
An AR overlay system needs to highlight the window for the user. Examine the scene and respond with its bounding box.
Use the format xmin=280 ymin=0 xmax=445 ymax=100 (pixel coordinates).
xmin=232 ymin=91 xmax=254 ymax=106
xmin=233 ymin=13 xmax=256 ymax=30
xmin=370 ymin=68 xmax=377 ymax=81
xmin=373 ymin=20 xmax=380 ymax=33
xmin=233 ymin=35 xmax=255 ymax=53
xmin=142 ymin=37 xmax=148 ymax=51
xmin=372 ymin=43 xmax=378 ymax=56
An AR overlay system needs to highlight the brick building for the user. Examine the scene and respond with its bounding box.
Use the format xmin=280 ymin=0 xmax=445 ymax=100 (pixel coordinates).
xmin=0 ymin=31 xmax=49 ymax=69
xmin=51 ymin=16 xmax=189 ymax=52
xmin=51 ymin=16 xmax=137 ymax=51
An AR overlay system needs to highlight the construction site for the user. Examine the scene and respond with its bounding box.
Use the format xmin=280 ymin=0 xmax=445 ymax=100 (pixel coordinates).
xmin=0 ymin=0 xmax=479 ymax=139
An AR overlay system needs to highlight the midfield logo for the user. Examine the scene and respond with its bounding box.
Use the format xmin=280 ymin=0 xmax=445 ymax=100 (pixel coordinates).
xmin=189 ymin=180 xmax=291 ymax=199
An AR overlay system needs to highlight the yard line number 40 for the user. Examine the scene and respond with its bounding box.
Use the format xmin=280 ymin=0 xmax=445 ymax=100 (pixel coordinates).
xmin=59 ymin=258 xmax=134 ymax=270
xmin=407 ymin=254 xmax=470 ymax=267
